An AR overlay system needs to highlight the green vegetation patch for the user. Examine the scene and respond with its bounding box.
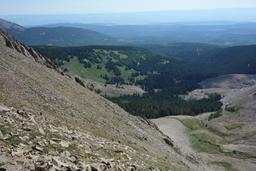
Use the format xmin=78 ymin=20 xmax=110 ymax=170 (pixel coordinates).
xmin=44 ymin=144 xmax=63 ymax=153
xmin=190 ymin=135 xmax=222 ymax=153
xmin=178 ymin=118 xmax=205 ymax=131
xmin=225 ymin=123 xmax=243 ymax=130
xmin=178 ymin=118 xmax=229 ymax=154
xmin=64 ymin=57 xmax=111 ymax=83
xmin=210 ymin=161 xmax=238 ymax=171
xmin=192 ymin=130 xmax=228 ymax=144
xmin=46 ymin=131 xmax=64 ymax=140
xmin=0 ymin=125 xmax=9 ymax=135
xmin=208 ymin=110 xmax=222 ymax=121
xmin=190 ymin=129 xmax=228 ymax=153
xmin=6 ymin=136 xmax=23 ymax=145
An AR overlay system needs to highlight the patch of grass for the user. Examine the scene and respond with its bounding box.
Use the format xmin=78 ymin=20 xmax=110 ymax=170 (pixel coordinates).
xmin=208 ymin=110 xmax=222 ymax=121
xmin=46 ymin=132 xmax=63 ymax=140
xmin=190 ymin=135 xmax=222 ymax=153
xmin=44 ymin=144 xmax=63 ymax=153
xmin=178 ymin=118 xmax=205 ymax=131
xmin=178 ymin=118 xmax=231 ymax=155
xmin=207 ymin=126 xmax=227 ymax=138
xmin=178 ymin=94 xmax=189 ymax=100
xmin=225 ymin=106 xmax=239 ymax=113
xmin=190 ymin=129 xmax=228 ymax=154
xmin=118 ymin=66 xmax=136 ymax=83
xmin=210 ymin=161 xmax=238 ymax=171
xmin=66 ymin=143 xmax=80 ymax=156
xmin=0 ymin=162 xmax=5 ymax=167
xmin=64 ymin=57 xmax=112 ymax=83
xmin=6 ymin=136 xmax=22 ymax=145
xmin=192 ymin=130 xmax=228 ymax=144
xmin=0 ymin=125 xmax=8 ymax=135
xmin=225 ymin=123 xmax=243 ymax=130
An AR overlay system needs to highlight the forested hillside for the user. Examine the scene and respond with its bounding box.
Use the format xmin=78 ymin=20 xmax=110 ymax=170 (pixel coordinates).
xmin=35 ymin=44 xmax=256 ymax=118
xmin=34 ymin=44 xmax=254 ymax=118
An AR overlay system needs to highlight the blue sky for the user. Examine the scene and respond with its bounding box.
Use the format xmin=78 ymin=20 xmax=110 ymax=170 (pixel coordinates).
xmin=1 ymin=0 xmax=256 ymax=15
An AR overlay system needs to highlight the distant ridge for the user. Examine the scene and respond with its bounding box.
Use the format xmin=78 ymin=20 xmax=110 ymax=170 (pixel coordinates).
xmin=0 ymin=18 xmax=24 ymax=32
xmin=0 ymin=18 xmax=120 ymax=46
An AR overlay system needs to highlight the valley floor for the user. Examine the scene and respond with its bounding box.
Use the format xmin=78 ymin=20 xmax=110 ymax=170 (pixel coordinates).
xmin=153 ymin=74 xmax=256 ymax=171
xmin=152 ymin=115 xmax=256 ymax=171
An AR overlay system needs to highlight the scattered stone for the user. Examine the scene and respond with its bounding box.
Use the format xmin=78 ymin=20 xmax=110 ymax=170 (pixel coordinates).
xmin=0 ymin=155 xmax=7 ymax=162
xmin=114 ymin=150 xmax=123 ymax=153
xmin=0 ymin=106 xmax=10 ymax=113
xmin=35 ymin=159 xmax=49 ymax=171
xmin=22 ymin=127 xmax=32 ymax=131
xmin=75 ymin=77 xmax=85 ymax=87
xmin=52 ymin=157 xmax=68 ymax=168
xmin=61 ymin=151 xmax=71 ymax=157
xmin=129 ymin=164 xmax=138 ymax=171
xmin=19 ymin=136 xmax=30 ymax=141
xmin=51 ymin=138 xmax=62 ymax=142
xmin=0 ymin=130 xmax=4 ymax=140
xmin=60 ymin=141 xmax=69 ymax=148
xmin=11 ymin=149 xmax=24 ymax=157
xmin=163 ymin=137 xmax=174 ymax=147
xmin=149 ymin=167 xmax=160 ymax=171
xmin=49 ymin=140 xmax=58 ymax=145
xmin=38 ymin=127 xmax=45 ymax=135
xmin=90 ymin=165 xmax=98 ymax=171
xmin=32 ymin=146 xmax=44 ymax=152
xmin=17 ymin=110 xmax=28 ymax=117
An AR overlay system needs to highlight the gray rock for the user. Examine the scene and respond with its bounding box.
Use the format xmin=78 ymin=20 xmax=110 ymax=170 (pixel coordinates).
xmin=38 ymin=127 xmax=45 ymax=135
xmin=52 ymin=157 xmax=68 ymax=168
xmin=0 ymin=155 xmax=8 ymax=163
xmin=0 ymin=130 xmax=4 ymax=140
xmin=0 ymin=105 xmax=10 ymax=113
xmin=32 ymin=146 xmax=44 ymax=152
xmin=60 ymin=141 xmax=69 ymax=148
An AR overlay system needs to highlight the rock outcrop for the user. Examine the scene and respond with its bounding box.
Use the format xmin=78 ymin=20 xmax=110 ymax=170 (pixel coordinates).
xmin=0 ymin=29 xmax=56 ymax=69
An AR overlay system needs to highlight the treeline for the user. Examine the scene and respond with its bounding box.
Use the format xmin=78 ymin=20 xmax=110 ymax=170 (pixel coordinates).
xmin=109 ymin=91 xmax=222 ymax=119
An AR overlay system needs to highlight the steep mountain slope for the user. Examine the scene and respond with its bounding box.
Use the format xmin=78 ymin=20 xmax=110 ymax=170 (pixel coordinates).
xmin=0 ymin=30 xmax=214 ymax=170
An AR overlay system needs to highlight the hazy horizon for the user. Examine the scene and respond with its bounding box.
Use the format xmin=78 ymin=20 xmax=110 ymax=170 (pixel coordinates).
xmin=1 ymin=8 xmax=256 ymax=26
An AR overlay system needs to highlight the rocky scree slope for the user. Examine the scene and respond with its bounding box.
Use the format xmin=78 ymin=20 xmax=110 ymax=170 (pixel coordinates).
xmin=0 ymin=29 xmax=200 ymax=170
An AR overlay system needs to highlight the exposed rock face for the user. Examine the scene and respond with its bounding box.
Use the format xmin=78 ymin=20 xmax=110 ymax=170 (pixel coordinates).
xmin=0 ymin=29 xmax=56 ymax=69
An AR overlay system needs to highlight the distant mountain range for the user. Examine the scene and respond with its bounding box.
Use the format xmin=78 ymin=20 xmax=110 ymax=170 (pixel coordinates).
xmin=44 ymin=22 xmax=256 ymax=46
xmin=2 ymin=18 xmax=256 ymax=46
xmin=0 ymin=18 xmax=122 ymax=46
